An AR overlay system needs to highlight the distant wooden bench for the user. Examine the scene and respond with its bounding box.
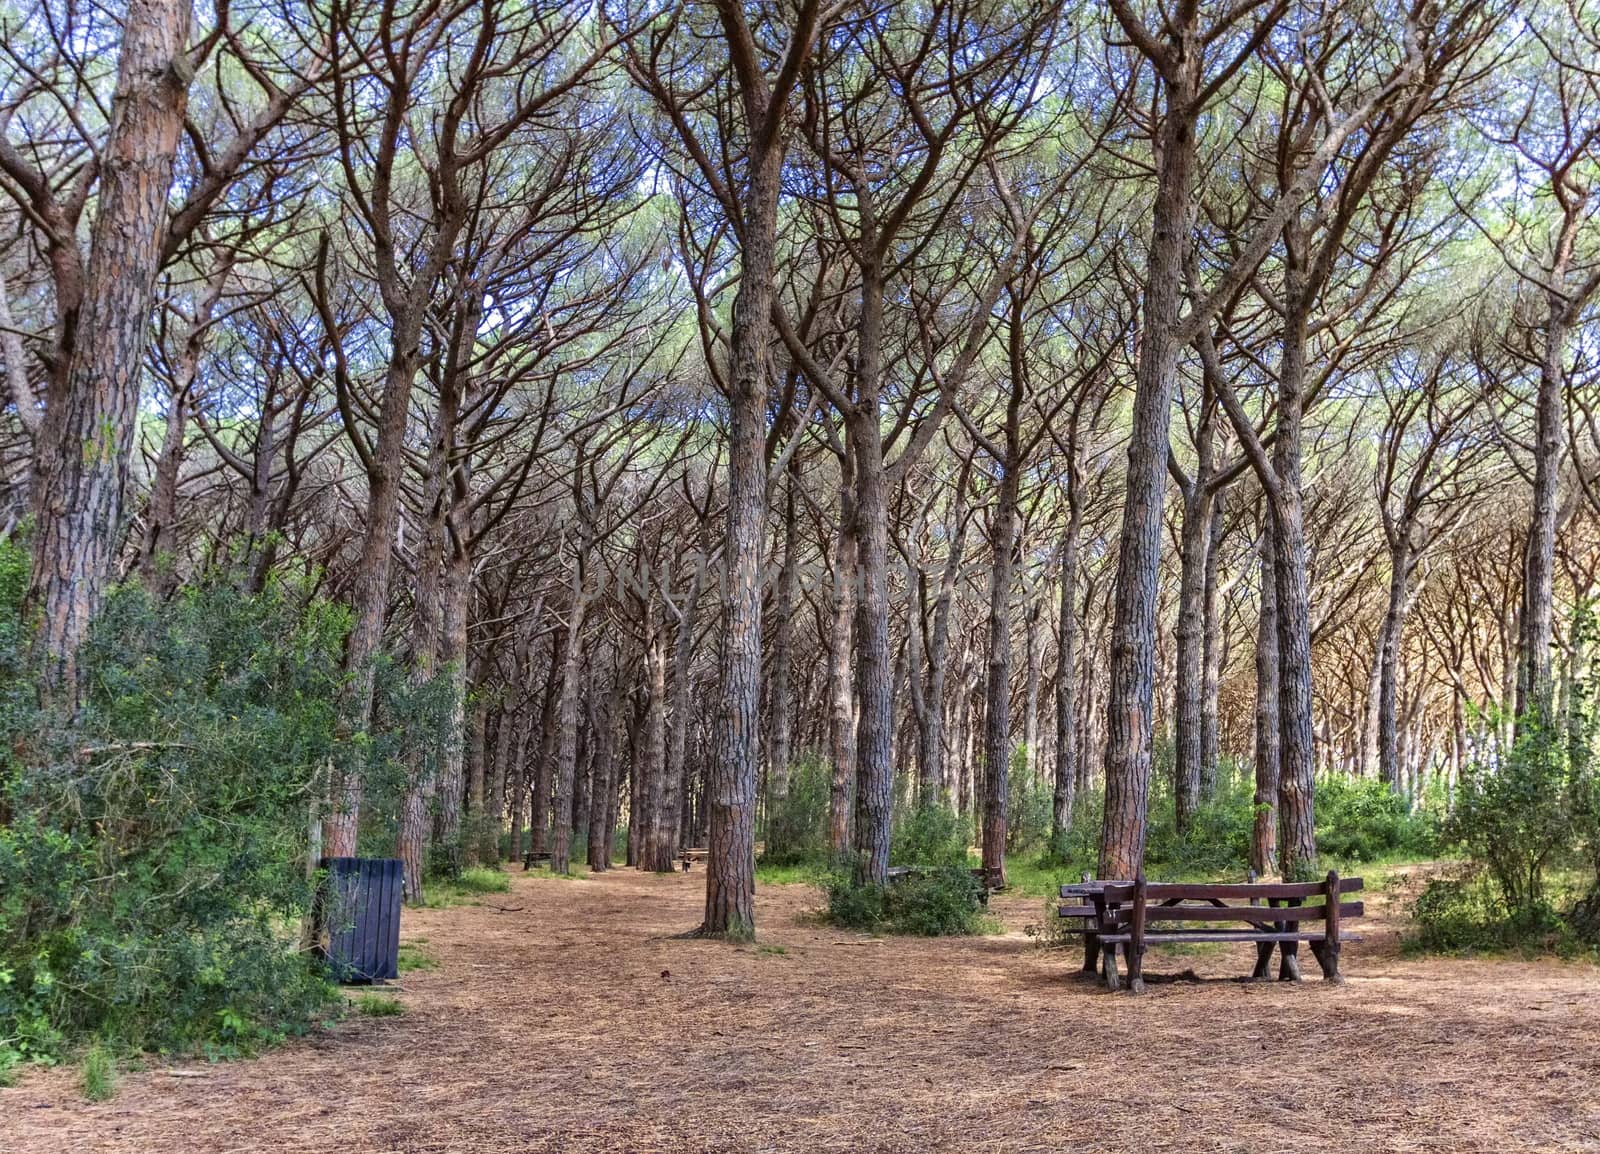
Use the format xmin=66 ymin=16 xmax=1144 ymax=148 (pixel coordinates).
xmin=1058 ymin=872 xmax=1362 ymax=993
xmin=522 ymin=850 xmax=552 ymax=871
xmin=678 ymin=848 xmax=709 ymax=872
xmin=887 ymin=865 xmax=1004 ymax=906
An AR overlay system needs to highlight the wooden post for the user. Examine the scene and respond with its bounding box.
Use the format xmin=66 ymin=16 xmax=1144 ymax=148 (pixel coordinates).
xmin=1127 ymin=873 xmax=1147 ymax=994
xmin=1319 ymin=869 xmax=1343 ymax=982
xmin=1102 ymin=941 xmax=1120 ymax=992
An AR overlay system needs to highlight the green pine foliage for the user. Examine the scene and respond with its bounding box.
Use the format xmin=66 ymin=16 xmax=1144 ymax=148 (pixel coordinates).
xmin=0 ymin=541 xmax=375 ymax=1068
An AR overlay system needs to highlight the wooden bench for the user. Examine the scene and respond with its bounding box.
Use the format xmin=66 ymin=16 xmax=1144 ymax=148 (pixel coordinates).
xmin=522 ymin=850 xmax=552 ymax=871
xmin=1058 ymin=872 xmax=1362 ymax=993
xmin=678 ymin=848 xmax=710 ymax=872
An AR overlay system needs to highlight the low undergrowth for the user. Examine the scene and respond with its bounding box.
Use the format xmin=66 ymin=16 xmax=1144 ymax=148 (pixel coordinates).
xmin=824 ymin=866 xmax=994 ymax=937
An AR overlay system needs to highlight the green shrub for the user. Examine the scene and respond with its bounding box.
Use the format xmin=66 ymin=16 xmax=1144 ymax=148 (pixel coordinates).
xmin=1316 ymin=775 xmax=1439 ymax=863
xmin=1412 ymin=871 xmax=1570 ymax=954
xmin=824 ymin=866 xmax=987 ymax=936
xmin=1038 ymin=789 xmax=1103 ymax=874
xmin=1143 ymin=781 xmax=1254 ymax=875
xmin=761 ymin=754 xmax=831 ymax=867
xmin=1005 ymin=749 xmax=1054 ymax=854
xmin=890 ymin=804 xmax=970 ymax=869
xmin=1449 ymin=718 xmax=1577 ymax=919
xmin=824 ymin=874 xmax=885 ymax=929
xmin=0 ymin=562 xmax=352 ymax=1062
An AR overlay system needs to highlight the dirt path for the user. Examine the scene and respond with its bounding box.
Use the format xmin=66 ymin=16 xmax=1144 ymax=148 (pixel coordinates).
xmin=5 ymin=869 xmax=1598 ymax=1153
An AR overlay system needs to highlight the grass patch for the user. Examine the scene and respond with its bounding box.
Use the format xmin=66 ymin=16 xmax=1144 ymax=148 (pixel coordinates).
xmin=454 ymin=867 xmax=511 ymax=893
xmin=756 ymin=943 xmax=789 ymax=956
xmin=397 ymin=942 xmax=437 ymax=973
xmin=425 ymin=866 xmax=516 ymax=907
xmin=755 ymin=860 xmax=829 ymax=887
xmin=354 ymin=994 xmax=406 ymax=1018
xmin=80 ymin=1043 xmax=116 ymax=1102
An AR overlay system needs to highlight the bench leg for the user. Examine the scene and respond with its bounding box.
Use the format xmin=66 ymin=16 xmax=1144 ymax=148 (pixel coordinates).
xmin=1081 ymin=932 xmax=1099 ymax=975
xmin=1278 ymin=940 xmax=1301 ymax=982
xmin=1278 ymin=897 xmax=1302 ymax=981
xmin=1126 ymin=943 xmax=1144 ymax=995
xmin=1251 ymin=940 xmax=1274 ymax=981
xmin=1101 ymin=943 xmax=1120 ymax=992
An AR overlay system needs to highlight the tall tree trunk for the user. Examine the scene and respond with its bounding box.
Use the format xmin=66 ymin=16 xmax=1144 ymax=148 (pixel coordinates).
xmin=1100 ymin=55 xmax=1198 ymax=880
xmin=981 ymin=453 xmax=1020 ymax=886
xmin=641 ymin=602 xmax=675 ymax=872
xmin=431 ymin=549 xmax=473 ymax=870
xmin=827 ymin=462 xmax=858 ymax=855
xmin=1199 ymin=493 xmax=1226 ymax=796
xmin=486 ymin=707 xmax=511 ymax=862
xmin=507 ymin=701 xmax=534 ymax=865
xmin=396 ymin=411 xmax=451 ymax=900
xmin=768 ymin=466 xmax=800 ymax=800
xmin=463 ymin=691 xmax=489 ymax=867
xmin=531 ymin=627 xmax=567 ymax=858
xmin=1022 ymin=595 xmax=1043 ymax=778
xmin=1377 ymin=538 xmax=1413 ymax=790
xmin=1518 ymin=305 xmax=1568 ymax=722
xmin=918 ymin=472 xmax=968 ymax=805
xmin=1252 ymin=527 xmax=1280 ymax=875
xmin=1051 ymin=494 xmax=1083 ymax=847
xmin=552 ymin=571 xmax=589 ymax=874
xmin=1173 ymin=482 xmax=1216 ymax=834
xmin=589 ymin=676 xmax=624 ymax=872
xmin=850 ymin=319 xmax=895 ymax=886
xmin=665 ymin=556 xmax=703 ymax=863
xmin=700 ymin=145 xmax=780 ymax=938
xmin=1271 ymin=284 xmax=1318 ymax=881
xmin=27 ymin=0 xmax=195 ymax=700
xmin=137 ymin=391 xmax=190 ymax=594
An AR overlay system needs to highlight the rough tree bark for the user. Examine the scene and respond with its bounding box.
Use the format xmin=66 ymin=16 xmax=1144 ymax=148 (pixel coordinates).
xmin=1051 ymin=485 xmax=1083 ymax=847
xmin=26 ymin=0 xmax=195 ymax=699
xmin=1252 ymin=524 xmax=1280 ymax=875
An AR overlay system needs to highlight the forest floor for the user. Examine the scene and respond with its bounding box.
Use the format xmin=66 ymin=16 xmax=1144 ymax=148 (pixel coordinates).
xmin=4 ymin=865 xmax=1599 ymax=1153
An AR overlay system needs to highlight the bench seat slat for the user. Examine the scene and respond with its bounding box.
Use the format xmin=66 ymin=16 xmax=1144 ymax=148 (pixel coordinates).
xmin=1095 ymin=930 xmax=1363 ymax=944
xmin=1097 ymin=879 xmax=1364 ymax=902
xmin=1099 ymin=901 xmax=1364 ymax=925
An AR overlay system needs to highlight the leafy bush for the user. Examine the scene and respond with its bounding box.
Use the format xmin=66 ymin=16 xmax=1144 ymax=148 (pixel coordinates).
xmin=824 ymin=866 xmax=988 ymax=937
xmin=1 ymin=558 xmax=351 ymax=1066
xmin=1144 ymin=783 xmax=1255 ymax=875
xmin=824 ymin=874 xmax=885 ymax=928
xmin=890 ymin=804 xmax=970 ymax=869
xmin=1037 ymin=789 xmax=1103 ymax=874
xmin=1316 ymin=775 xmax=1439 ymax=863
xmin=1005 ymin=749 xmax=1054 ymax=854
xmin=1449 ymin=719 xmax=1577 ymax=919
xmin=760 ymin=754 xmax=831 ymax=866
xmin=882 ymin=867 xmax=987 ymax=935
xmin=1411 ymin=871 xmax=1570 ymax=954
